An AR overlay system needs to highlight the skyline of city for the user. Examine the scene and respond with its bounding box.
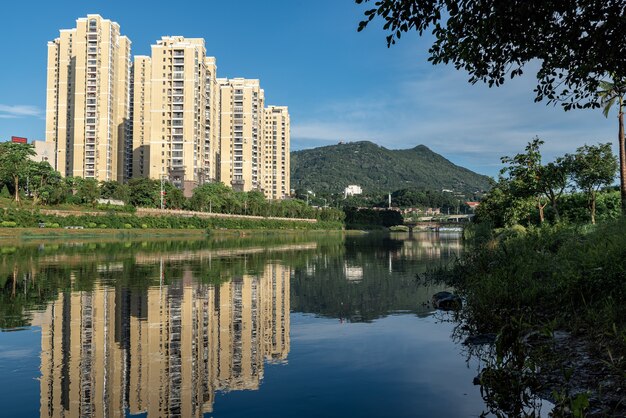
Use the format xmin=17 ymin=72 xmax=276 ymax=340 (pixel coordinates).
xmin=44 ymin=15 xmax=290 ymax=197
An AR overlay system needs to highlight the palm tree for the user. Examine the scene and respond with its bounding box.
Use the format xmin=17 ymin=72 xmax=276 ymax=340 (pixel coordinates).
xmin=598 ymin=78 xmax=626 ymax=213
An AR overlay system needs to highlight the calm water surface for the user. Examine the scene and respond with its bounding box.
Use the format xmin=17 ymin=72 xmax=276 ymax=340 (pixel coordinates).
xmin=0 ymin=232 xmax=491 ymax=417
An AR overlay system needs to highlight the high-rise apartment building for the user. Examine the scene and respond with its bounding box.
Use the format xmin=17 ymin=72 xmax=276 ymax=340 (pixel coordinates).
xmin=128 ymin=37 xmax=215 ymax=195
xmin=218 ymin=78 xmax=264 ymax=192
xmin=130 ymin=55 xmax=151 ymax=178
xmin=262 ymin=106 xmax=290 ymax=199
xmin=203 ymin=57 xmax=220 ymax=182
xmin=45 ymin=14 xmax=131 ymax=182
xmin=46 ymin=16 xmax=290 ymax=199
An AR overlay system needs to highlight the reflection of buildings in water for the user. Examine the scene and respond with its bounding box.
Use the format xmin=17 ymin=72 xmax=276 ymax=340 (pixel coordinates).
xmin=343 ymin=264 xmax=364 ymax=283
xmin=38 ymin=264 xmax=291 ymax=417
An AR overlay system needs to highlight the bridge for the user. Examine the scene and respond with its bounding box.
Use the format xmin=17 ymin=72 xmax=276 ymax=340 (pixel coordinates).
xmin=403 ymin=214 xmax=473 ymax=234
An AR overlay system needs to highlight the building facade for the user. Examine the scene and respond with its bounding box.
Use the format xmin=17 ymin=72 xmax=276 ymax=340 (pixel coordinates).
xmin=45 ymin=14 xmax=131 ymax=182
xmin=46 ymin=16 xmax=290 ymax=199
xmin=262 ymin=106 xmax=290 ymax=199
xmin=218 ymin=78 xmax=264 ymax=192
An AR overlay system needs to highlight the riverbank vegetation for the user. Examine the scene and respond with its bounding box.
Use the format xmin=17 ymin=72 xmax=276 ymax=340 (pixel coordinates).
xmin=442 ymin=139 xmax=626 ymax=415
xmin=0 ymin=142 xmax=345 ymax=223
xmin=0 ymin=207 xmax=343 ymax=231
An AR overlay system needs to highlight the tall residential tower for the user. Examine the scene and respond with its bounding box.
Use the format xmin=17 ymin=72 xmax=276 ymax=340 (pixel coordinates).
xmin=45 ymin=14 xmax=131 ymax=182
xmin=130 ymin=37 xmax=219 ymax=196
xmin=262 ymin=106 xmax=290 ymax=199
xmin=218 ymin=78 xmax=264 ymax=192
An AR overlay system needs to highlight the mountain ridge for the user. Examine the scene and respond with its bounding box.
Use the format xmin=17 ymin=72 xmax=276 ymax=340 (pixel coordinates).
xmin=290 ymin=141 xmax=491 ymax=195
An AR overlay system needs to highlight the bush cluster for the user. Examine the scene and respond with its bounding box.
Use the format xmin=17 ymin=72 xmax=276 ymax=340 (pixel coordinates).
xmin=453 ymin=219 xmax=626 ymax=356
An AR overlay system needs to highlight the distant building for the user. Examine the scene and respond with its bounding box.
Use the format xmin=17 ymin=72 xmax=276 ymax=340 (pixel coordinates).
xmin=262 ymin=106 xmax=291 ymax=199
xmin=466 ymin=201 xmax=480 ymax=211
xmin=344 ymin=185 xmax=362 ymax=198
xmin=31 ymin=140 xmax=55 ymax=163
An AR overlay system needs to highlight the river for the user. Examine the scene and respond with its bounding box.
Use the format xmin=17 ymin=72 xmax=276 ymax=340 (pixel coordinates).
xmin=0 ymin=231 xmax=524 ymax=417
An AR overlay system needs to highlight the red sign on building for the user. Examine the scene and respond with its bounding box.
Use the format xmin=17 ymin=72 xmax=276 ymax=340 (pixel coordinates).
xmin=11 ymin=136 xmax=27 ymax=144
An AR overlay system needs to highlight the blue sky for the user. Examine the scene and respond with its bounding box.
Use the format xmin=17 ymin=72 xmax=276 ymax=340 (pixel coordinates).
xmin=0 ymin=0 xmax=617 ymax=177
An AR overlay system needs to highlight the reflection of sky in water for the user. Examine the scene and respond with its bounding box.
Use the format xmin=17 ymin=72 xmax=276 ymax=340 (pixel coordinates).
xmin=213 ymin=314 xmax=484 ymax=418
xmin=0 ymin=328 xmax=41 ymax=417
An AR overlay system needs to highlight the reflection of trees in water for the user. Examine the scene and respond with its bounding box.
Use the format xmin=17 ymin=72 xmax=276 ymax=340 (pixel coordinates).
xmin=290 ymin=233 xmax=462 ymax=322
xmin=450 ymin=318 xmax=550 ymax=418
xmin=0 ymin=234 xmax=334 ymax=329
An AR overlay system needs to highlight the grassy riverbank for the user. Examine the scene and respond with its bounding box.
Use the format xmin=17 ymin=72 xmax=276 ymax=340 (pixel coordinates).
xmin=453 ymin=220 xmax=626 ymax=345
xmin=0 ymin=207 xmax=344 ymax=232
xmin=445 ymin=219 xmax=626 ymax=415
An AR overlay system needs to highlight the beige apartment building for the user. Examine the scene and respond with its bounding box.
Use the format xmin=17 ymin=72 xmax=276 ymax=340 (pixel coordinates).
xmin=130 ymin=37 xmax=213 ymax=195
xmin=45 ymin=16 xmax=290 ymax=199
xmin=218 ymin=78 xmax=264 ymax=192
xmin=262 ymin=106 xmax=291 ymax=199
xmin=45 ymin=14 xmax=131 ymax=182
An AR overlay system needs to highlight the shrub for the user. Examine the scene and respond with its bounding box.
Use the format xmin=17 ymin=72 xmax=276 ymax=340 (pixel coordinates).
xmin=87 ymin=222 xmax=97 ymax=228
xmin=98 ymin=224 xmax=107 ymax=229
xmin=141 ymin=224 xmax=148 ymax=229
xmin=123 ymin=223 xmax=133 ymax=229
xmin=1 ymin=221 xmax=17 ymax=227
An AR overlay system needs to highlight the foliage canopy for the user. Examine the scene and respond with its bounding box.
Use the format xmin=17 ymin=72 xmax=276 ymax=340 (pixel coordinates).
xmin=356 ymin=0 xmax=626 ymax=110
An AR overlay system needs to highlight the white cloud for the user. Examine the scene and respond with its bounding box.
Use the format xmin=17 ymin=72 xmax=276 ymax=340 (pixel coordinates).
xmin=0 ymin=104 xmax=44 ymax=119
xmin=292 ymin=66 xmax=616 ymax=176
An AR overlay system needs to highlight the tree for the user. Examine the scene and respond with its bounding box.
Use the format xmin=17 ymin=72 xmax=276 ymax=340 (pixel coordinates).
xmin=73 ymin=177 xmax=99 ymax=206
xmin=567 ymin=143 xmax=618 ymax=224
xmin=356 ymin=1 xmax=626 ymax=209
xmin=28 ymin=161 xmax=65 ymax=205
xmin=128 ymin=178 xmax=160 ymax=207
xmin=356 ymin=1 xmax=625 ymax=110
xmin=474 ymin=179 xmax=536 ymax=228
xmin=246 ymin=190 xmax=268 ymax=216
xmin=500 ymin=138 xmax=572 ymax=223
xmin=539 ymin=158 xmax=571 ymax=221
xmin=100 ymin=181 xmax=130 ymax=204
xmin=0 ymin=142 xmax=36 ymax=202
xmin=163 ymin=183 xmax=185 ymax=209
xmin=188 ymin=182 xmax=231 ymax=212
xmin=598 ymin=78 xmax=626 ymax=214
xmin=501 ymin=139 xmax=548 ymax=223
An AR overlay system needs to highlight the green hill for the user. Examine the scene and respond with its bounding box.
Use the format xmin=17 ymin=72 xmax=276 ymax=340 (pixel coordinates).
xmin=290 ymin=141 xmax=492 ymax=195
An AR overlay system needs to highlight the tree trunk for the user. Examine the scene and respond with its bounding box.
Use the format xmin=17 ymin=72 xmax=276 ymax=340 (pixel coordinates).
xmin=591 ymin=191 xmax=596 ymax=225
xmin=619 ymin=101 xmax=626 ymax=214
xmin=551 ymin=199 xmax=560 ymax=221
xmin=13 ymin=175 xmax=19 ymax=203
